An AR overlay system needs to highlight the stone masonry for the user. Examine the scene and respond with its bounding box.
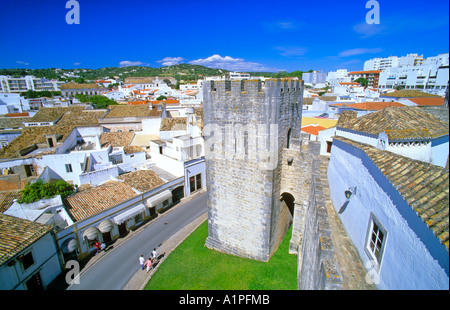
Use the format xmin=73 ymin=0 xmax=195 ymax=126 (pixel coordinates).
xmin=202 ymin=79 xmax=371 ymax=289
xmin=203 ymin=79 xmax=303 ymax=261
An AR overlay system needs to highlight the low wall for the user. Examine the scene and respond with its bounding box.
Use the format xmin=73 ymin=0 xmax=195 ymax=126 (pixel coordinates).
xmin=297 ymin=157 xmax=343 ymax=290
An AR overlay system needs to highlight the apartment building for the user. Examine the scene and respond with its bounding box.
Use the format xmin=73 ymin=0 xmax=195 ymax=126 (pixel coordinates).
xmin=364 ymin=54 xmax=425 ymax=71
xmin=378 ymin=61 xmax=449 ymax=93
xmin=348 ymin=70 xmax=382 ymax=88
xmin=0 ymin=76 xmax=64 ymax=93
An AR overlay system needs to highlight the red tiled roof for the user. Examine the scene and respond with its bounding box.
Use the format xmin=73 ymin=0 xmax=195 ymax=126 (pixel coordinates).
xmin=348 ymin=70 xmax=382 ymax=75
xmin=406 ymin=97 xmax=445 ymax=106
xmin=346 ymin=101 xmax=405 ymax=110
xmin=301 ymin=124 xmax=327 ymax=136
xmin=64 ymin=181 xmax=137 ymax=221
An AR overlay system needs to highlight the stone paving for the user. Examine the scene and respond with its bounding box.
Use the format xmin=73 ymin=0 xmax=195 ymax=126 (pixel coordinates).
xmin=319 ymin=156 xmax=376 ymax=290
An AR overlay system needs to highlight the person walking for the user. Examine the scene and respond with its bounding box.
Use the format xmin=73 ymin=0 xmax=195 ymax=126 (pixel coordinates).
xmin=139 ymin=255 xmax=145 ymax=270
xmin=145 ymin=257 xmax=153 ymax=272
xmin=151 ymin=248 xmax=158 ymax=263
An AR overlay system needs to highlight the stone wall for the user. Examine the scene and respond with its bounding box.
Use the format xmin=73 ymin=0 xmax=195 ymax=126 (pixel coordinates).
xmin=297 ymin=156 xmax=343 ymax=290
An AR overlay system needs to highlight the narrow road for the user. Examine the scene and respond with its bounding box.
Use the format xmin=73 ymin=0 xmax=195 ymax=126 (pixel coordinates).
xmin=68 ymin=192 xmax=207 ymax=290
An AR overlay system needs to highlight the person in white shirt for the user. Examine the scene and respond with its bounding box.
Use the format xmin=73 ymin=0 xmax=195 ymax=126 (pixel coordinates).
xmin=151 ymin=248 xmax=158 ymax=263
xmin=139 ymin=255 xmax=145 ymax=270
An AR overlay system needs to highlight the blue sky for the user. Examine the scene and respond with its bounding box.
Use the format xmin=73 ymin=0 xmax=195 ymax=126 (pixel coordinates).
xmin=0 ymin=0 xmax=448 ymax=72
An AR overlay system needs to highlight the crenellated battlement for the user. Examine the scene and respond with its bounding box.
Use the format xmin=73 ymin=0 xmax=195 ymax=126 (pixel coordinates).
xmin=204 ymin=78 xmax=303 ymax=95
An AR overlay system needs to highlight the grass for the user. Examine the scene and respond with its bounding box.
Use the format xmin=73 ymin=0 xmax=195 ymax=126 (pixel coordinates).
xmin=145 ymin=221 xmax=297 ymax=290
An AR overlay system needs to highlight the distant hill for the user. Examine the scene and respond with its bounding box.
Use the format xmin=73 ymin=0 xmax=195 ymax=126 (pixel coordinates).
xmin=0 ymin=64 xmax=314 ymax=83
xmin=0 ymin=64 xmax=228 ymax=82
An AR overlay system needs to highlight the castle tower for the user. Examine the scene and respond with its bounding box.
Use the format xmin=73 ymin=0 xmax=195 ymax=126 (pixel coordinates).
xmin=203 ymin=79 xmax=304 ymax=261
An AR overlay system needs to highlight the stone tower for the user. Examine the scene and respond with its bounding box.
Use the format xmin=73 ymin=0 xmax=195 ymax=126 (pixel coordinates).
xmin=203 ymin=79 xmax=304 ymax=261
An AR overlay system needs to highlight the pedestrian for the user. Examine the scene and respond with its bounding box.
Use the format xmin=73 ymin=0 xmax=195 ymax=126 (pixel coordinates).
xmin=139 ymin=255 xmax=145 ymax=270
xmin=145 ymin=257 xmax=153 ymax=272
xmin=151 ymin=248 xmax=158 ymax=263
xmin=95 ymin=241 xmax=100 ymax=255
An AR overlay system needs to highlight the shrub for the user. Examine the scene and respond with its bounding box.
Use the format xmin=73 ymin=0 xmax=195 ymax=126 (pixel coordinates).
xmin=19 ymin=180 xmax=76 ymax=204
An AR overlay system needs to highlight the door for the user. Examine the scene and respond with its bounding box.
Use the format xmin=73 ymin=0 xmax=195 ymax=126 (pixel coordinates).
xmin=118 ymin=223 xmax=127 ymax=236
xmin=102 ymin=231 xmax=112 ymax=243
xmin=26 ymin=272 xmax=44 ymax=290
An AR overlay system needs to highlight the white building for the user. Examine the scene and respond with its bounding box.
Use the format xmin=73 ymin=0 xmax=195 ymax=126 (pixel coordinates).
xmin=4 ymin=195 xmax=74 ymax=231
xmin=0 ymin=75 xmax=64 ymax=93
xmin=327 ymin=136 xmax=448 ymax=289
xmin=0 ymin=214 xmax=63 ymax=290
xmin=0 ymin=93 xmax=30 ymax=113
xmin=326 ymin=69 xmax=352 ymax=87
xmin=364 ymin=54 xmax=425 ymax=71
xmin=378 ymin=62 xmax=449 ymax=95
xmin=326 ymin=107 xmax=449 ymax=289
xmin=335 ymin=107 xmax=449 ymax=167
xmin=303 ymin=71 xmax=327 ymax=87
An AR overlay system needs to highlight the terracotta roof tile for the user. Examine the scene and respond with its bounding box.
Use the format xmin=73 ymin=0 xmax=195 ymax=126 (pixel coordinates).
xmin=117 ymin=170 xmax=165 ymax=193
xmin=100 ymin=131 xmax=134 ymax=148
xmin=63 ymin=181 xmax=137 ymax=221
xmin=301 ymin=125 xmax=327 ymax=136
xmin=382 ymin=90 xmax=442 ymax=98
xmin=103 ymin=104 xmax=160 ymax=118
xmin=0 ymin=214 xmax=52 ymax=265
xmin=407 ymin=98 xmax=445 ymax=106
xmin=59 ymin=82 xmax=103 ymax=90
xmin=338 ymin=107 xmax=449 ymax=140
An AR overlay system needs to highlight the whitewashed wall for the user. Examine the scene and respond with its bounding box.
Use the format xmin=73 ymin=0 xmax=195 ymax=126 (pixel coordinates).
xmin=327 ymin=140 xmax=449 ymax=289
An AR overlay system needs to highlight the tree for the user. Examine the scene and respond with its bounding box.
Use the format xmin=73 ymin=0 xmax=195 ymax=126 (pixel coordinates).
xmin=354 ymin=77 xmax=368 ymax=87
xmin=156 ymin=95 xmax=167 ymax=101
xmin=75 ymin=94 xmax=118 ymax=109
xmin=19 ymin=180 xmax=76 ymax=204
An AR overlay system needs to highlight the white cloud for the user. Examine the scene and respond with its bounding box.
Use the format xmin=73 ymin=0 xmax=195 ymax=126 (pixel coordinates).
xmin=262 ymin=20 xmax=300 ymax=32
xmin=157 ymin=57 xmax=185 ymax=66
xmin=338 ymin=48 xmax=383 ymax=57
xmin=353 ymin=22 xmax=386 ymax=38
xmin=119 ymin=60 xmax=148 ymax=67
xmin=275 ymin=46 xmax=307 ymax=57
xmin=73 ymin=62 xmax=81 ymax=66
xmin=16 ymin=60 xmax=30 ymax=66
xmin=189 ymin=54 xmax=277 ymax=72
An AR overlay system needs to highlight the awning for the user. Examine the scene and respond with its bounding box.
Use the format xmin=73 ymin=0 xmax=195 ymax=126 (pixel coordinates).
xmin=82 ymin=227 xmax=99 ymax=241
xmin=98 ymin=219 xmax=114 ymax=233
xmin=146 ymin=190 xmax=172 ymax=207
xmin=61 ymin=238 xmax=78 ymax=253
xmin=113 ymin=204 xmax=146 ymax=225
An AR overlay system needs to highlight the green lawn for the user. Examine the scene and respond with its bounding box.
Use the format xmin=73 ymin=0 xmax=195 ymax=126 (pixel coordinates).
xmin=145 ymin=221 xmax=298 ymax=290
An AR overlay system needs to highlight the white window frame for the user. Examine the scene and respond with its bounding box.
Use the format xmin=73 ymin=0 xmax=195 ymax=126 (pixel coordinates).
xmin=365 ymin=213 xmax=388 ymax=272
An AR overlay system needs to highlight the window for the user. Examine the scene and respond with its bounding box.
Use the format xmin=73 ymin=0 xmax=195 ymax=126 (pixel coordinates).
xmin=65 ymin=164 xmax=73 ymax=173
xmin=196 ymin=174 xmax=202 ymax=190
xmin=365 ymin=214 xmax=388 ymax=271
xmin=189 ymin=176 xmax=195 ymax=193
xmin=134 ymin=213 xmax=143 ymax=223
xmin=21 ymin=251 xmax=34 ymax=270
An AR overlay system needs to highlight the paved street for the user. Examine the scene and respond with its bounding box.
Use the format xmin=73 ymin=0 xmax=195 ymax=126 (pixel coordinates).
xmin=68 ymin=191 xmax=207 ymax=290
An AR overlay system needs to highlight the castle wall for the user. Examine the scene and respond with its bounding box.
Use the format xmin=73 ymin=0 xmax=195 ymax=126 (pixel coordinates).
xmin=203 ymin=79 xmax=303 ymax=261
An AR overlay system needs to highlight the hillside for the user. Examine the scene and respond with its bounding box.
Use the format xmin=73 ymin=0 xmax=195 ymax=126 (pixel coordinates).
xmin=0 ymin=64 xmax=228 ymax=82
